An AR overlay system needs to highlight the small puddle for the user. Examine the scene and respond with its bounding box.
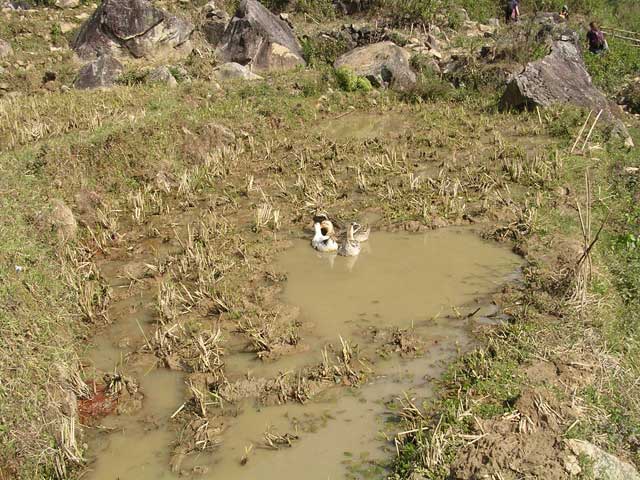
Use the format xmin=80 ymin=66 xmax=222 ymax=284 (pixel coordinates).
xmin=84 ymin=229 xmax=521 ymax=480
xmin=319 ymin=113 xmax=412 ymax=142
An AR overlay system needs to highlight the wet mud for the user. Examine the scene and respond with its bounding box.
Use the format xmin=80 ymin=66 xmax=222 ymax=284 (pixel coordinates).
xmin=82 ymin=229 xmax=521 ymax=479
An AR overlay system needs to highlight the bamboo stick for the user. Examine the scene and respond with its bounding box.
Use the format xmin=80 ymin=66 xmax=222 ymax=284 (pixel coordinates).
xmin=602 ymin=31 xmax=640 ymax=44
xmin=603 ymin=26 xmax=640 ymax=37
xmin=571 ymin=110 xmax=592 ymax=153
xmin=581 ymin=109 xmax=603 ymax=152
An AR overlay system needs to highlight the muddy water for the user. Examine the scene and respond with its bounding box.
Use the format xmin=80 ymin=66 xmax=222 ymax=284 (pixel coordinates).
xmin=319 ymin=113 xmax=412 ymax=142
xmin=230 ymin=229 xmax=521 ymax=378
xmin=85 ymin=229 xmax=520 ymax=480
xmin=87 ymin=368 xmax=184 ymax=480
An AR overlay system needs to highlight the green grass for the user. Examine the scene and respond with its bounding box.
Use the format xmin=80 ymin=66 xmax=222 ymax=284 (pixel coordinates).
xmin=584 ymin=38 xmax=640 ymax=96
xmin=0 ymin=150 xmax=85 ymax=477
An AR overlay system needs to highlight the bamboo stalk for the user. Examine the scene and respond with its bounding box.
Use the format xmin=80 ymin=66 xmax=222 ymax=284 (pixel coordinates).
xmin=581 ymin=109 xmax=603 ymax=152
xmin=602 ymin=31 xmax=640 ymax=44
xmin=135 ymin=318 xmax=152 ymax=351
xmin=571 ymin=110 xmax=592 ymax=153
xmin=603 ymin=26 xmax=640 ymax=37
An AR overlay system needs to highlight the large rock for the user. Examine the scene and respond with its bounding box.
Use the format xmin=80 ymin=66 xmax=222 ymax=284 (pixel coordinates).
xmin=147 ymin=65 xmax=177 ymax=87
xmin=501 ymin=41 xmax=608 ymax=111
xmin=38 ymin=199 xmax=78 ymax=243
xmin=213 ymin=62 xmax=262 ymax=81
xmin=202 ymin=1 xmax=229 ymax=47
xmin=216 ymin=0 xmax=305 ymax=71
xmin=55 ymin=0 xmax=79 ymax=8
xmin=500 ymin=40 xmax=631 ymax=141
xmin=74 ymin=55 xmax=123 ymax=89
xmin=334 ymin=41 xmax=417 ymax=91
xmin=567 ymin=440 xmax=640 ymax=480
xmin=72 ymin=0 xmax=194 ymax=61
xmin=0 ymin=39 xmax=12 ymax=59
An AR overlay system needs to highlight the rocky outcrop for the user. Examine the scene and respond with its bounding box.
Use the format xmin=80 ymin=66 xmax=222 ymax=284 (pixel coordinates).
xmin=202 ymin=1 xmax=229 ymax=47
xmin=532 ymin=12 xmax=578 ymax=45
xmin=216 ymin=0 xmax=305 ymax=71
xmin=0 ymin=39 xmax=12 ymax=59
xmin=500 ymin=41 xmax=628 ymax=137
xmin=566 ymin=440 xmax=640 ymax=480
xmin=213 ymin=62 xmax=262 ymax=81
xmin=74 ymin=55 xmax=123 ymax=89
xmin=72 ymin=0 xmax=194 ymax=61
xmin=334 ymin=41 xmax=417 ymax=91
xmin=500 ymin=41 xmax=598 ymax=109
xmin=147 ymin=65 xmax=177 ymax=87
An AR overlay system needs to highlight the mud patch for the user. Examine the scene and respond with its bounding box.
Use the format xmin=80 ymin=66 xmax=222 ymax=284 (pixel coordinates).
xmin=318 ymin=112 xmax=414 ymax=142
xmin=452 ymin=388 xmax=579 ymax=480
xmin=83 ymin=229 xmax=522 ymax=479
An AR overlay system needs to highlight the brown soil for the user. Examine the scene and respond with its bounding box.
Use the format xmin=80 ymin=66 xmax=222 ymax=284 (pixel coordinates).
xmin=452 ymin=388 xmax=578 ymax=480
xmin=78 ymin=382 xmax=118 ymax=424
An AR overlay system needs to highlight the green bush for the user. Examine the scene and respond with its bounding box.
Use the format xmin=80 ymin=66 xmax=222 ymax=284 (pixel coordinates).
xmin=301 ymin=36 xmax=350 ymax=66
xmin=620 ymin=81 xmax=640 ymax=114
xmin=257 ymin=0 xmax=335 ymax=17
xmin=335 ymin=67 xmax=373 ymax=92
xmin=407 ymin=69 xmax=454 ymax=102
xmin=259 ymin=0 xmax=290 ymax=12
xmin=294 ymin=0 xmax=335 ymax=18
xmin=117 ymin=69 xmax=148 ymax=86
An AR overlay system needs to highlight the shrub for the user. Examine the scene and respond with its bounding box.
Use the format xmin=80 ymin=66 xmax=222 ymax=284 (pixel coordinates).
xmin=619 ymin=81 xmax=640 ymax=114
xmin=301 ymin=36 xmax=350 ymax=66
xmin=294 ymin=0 xmax=335 ymax=18
xmin=116 ymin=69 xmax=147 ymax=86
xmin=335 ymin=67 xmax=373 ymax=92
xmin=406 ymin=69 xmax=454 ymax=102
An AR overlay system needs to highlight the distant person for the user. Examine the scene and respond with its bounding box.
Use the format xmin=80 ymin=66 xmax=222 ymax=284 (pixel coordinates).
xmin=587 ymin=22 xmax=608 ymax=54
xmin=559 ymin=5 xmax=569 ymax=20
xmin=505 ymin=0 xmax=520 ymax=23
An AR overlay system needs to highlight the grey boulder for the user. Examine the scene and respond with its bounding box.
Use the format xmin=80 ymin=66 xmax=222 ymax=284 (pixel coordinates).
xmin=74 ymin=55 xmax=123 ymax=89
xmin=334 ymin=41 xmax=417 ymax=91
xmin=500 ymin=41 xmax=604 ymax=111
xmin=55 ymin=0 xmax=79 ymax=8
xmin=72 ymin=0 xmax=194 ymax=61
xmin=216 ymin=0 xmax=305 ymax=71
xmin=213 ymin=62 xmax=262 ymax=81
xmin=567 ymin=440 xmax=640 ymax=480
xmin=147 ymin=65 xmax=177 ymax=87
xmin=500 ymin=40 xmax=629 ymax=141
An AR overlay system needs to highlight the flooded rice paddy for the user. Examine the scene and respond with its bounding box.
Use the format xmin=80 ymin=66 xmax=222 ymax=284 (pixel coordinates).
xmin=84 ymin=229 xmax=521 ymax=479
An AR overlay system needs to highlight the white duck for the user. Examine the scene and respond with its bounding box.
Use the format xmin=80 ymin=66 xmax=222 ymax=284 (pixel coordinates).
xmin=311 ymin=220 xmax=338 ymax=253
xmin=337 ymin=222 xmax=361 ymax=257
